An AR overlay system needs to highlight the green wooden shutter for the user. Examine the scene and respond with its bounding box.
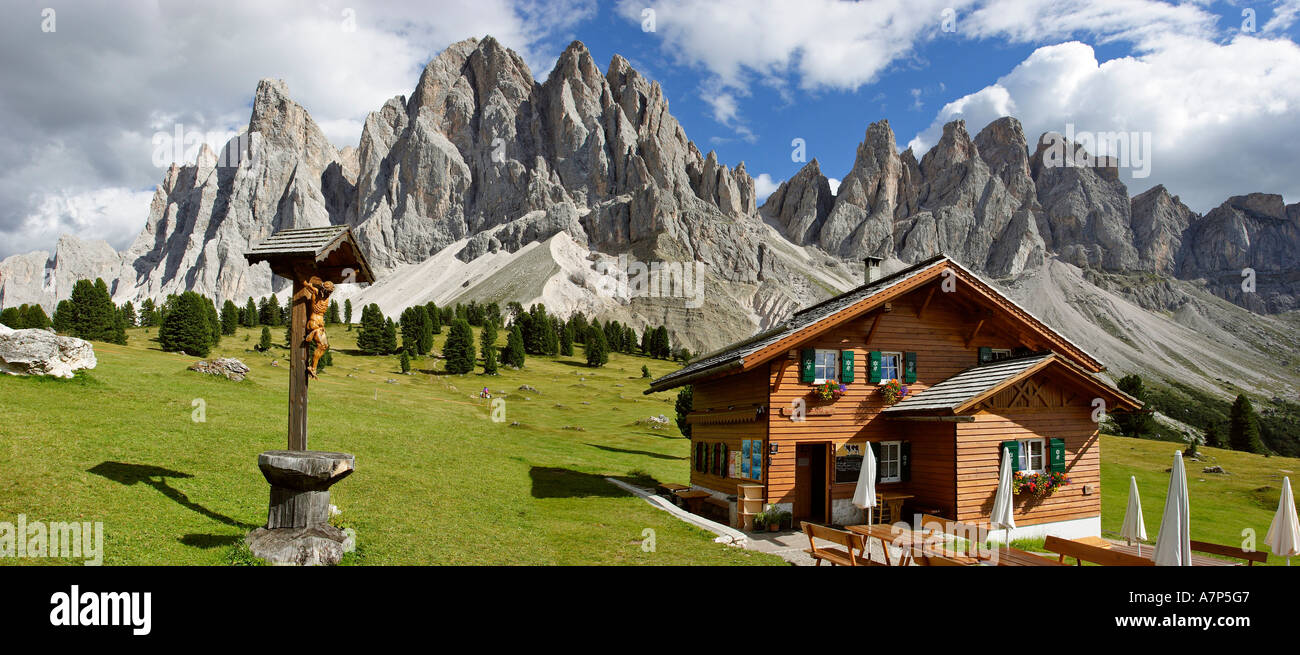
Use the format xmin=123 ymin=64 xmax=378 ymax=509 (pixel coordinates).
xmin=870 ymin=442 xmax=882 ymax=483
xmin=978 ymin=346 xmax=992 ymax=364
xmin=1049 ymin=438 xmax=1066 ymax=472
xmin=904 ymin=351 xmax=917 ymax=383
xmin=900 ymin=442 xmax=912 ymax=482
xmin=868 ymin=351 xmax=882 ymax=383
xmin=1000 ymin=440 xmax=1020 ymax=473
xmin=840 ymin=350 xmax=855 ymax=383
xmin=800 ymin=348 xmax=816 ymax=382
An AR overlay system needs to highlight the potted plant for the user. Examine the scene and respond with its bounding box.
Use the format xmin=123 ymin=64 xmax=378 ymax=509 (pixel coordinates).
xmin=751 ymin=510 xmax=769 ymax=532
xmin=879 ymin=378 xmax=910 ymax=405
xmin=763 ymin=504 xmax=783 ymax=532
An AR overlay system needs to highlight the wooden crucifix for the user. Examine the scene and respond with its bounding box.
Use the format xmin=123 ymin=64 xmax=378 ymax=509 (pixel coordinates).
xmin=245 ymin=225 xmax=375 ymax=451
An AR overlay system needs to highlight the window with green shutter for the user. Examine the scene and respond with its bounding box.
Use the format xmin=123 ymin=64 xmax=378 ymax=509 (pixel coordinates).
xmin=840 ymin=349 xmax=855 ymax=382
xmin=800 ymin=348 xmax=815 ymax=382
xmin=978 ymin=346 xmax=992 ymax=364
xmin=1049 ymin=438 xmax=1066 ymax=472
xmin=904 ymin=351 xmax=917 ymax=383
xmin=868 ymin=351 xmax=882 ymax=383
xmin=1000 ymin=440 xmax=1020 ymax=473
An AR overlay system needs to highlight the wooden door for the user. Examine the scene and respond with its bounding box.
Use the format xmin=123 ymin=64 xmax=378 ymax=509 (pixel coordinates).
xmin=794 ymin=443 xmax=828 ymax=523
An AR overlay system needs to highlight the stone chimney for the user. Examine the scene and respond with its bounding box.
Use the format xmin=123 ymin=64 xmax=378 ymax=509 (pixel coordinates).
xmin=863 ymin=256 xmax=883 ymax=283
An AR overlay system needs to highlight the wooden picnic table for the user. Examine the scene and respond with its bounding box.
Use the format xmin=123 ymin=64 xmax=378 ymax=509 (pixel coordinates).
xmin=846 ymin=524 xmax=971 ymax=565
xmin=1107 ymin=542 xmax=1239 ymax=567
xmin=673 ymin=489 xmax=712 ymax=514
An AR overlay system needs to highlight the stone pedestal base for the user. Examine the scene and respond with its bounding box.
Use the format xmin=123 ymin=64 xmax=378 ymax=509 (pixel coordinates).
xmin=249 ymin=450 xmax=355 ymax=566
xmin=246 ymin=525 xmax=354 ymax=566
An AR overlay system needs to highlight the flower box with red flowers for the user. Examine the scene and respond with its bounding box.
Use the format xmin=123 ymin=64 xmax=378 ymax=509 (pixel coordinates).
xmin=1013 ymin=471 xmax=1069 ymax=497
xmin=812 ymin=380 xmax=847 ymax=402
xmin=878 ymin=379 xmax=910 ymax=405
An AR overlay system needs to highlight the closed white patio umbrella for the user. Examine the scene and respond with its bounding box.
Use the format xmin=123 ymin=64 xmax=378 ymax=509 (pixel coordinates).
xmin=1154 ymin=451 xmax=1191 ymax=566
xmin=1120 ymin=475 xmax=1148 ymax=557
xmin=1265 ymin=476 xmax=1299 ymax=566
xmin=990 ymin=447 xmax=1016 ymax=542
xmin=852 ymin=443 xmax=878 ymax=525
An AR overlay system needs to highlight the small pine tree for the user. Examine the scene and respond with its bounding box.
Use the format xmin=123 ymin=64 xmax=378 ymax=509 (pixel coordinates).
xmin=383 ymin=318 xmax=398 ymax=355
xmin=443 ymin=319 xmax=476 ymax=374
xmin=585 ymin=324 xmax=609 ymax=367
xmin=1228 ymin=394 xmax=1266 ymax=454
xmin=418 ymin=306 xmax=434 ymax=355
xmin=244 ymin=297 xmax=258 ymax=327
xmin=119 ymin=302 xmax=135 ymax=328
xmin=481 ymin=322 xmax=499 ymax=375
xmin=343 ymin=299 xmax=353 ymax=330
xmin=258 ymin=326 xmax=272 ymax=352
xmin=400 ymin=306 xmax=424 ymax=355
xmin=427 ymin=302 xmax=442 ymax=334
xmin=0 ymin=307 xmax=19 ymax=329
xmin=220 ymin=300 xmax=240 ymax=335
xmin=22 ymin=304 xmax=51 ymax=329
xmin=52 ymin=300 xmax=74 ymax=333
xmin=159 ymin=291 xmax=212 ymax=356
xmin=326 ymin=300 xmax=341 ymax=325
xmin=675 ymin=385 xmax=693 ymax=437
xmin=204 ymin=297 xmax=221 ymax=348
xmin=504 ymin=324 xmax=526 ymax=368
xmin=641 ymin=365 xmax=651 ymax=378
xmin=560 ymin=320 xmax=574 ymax=356
xmin=356 ymin=304 xmax=385 ymax=354
xmin=400 ymin=350 xmax=411 ymax=374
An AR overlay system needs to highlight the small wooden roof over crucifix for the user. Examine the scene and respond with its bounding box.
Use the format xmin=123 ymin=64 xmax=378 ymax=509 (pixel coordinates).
xmin=244 ymin=225 xmax=376 ymax=285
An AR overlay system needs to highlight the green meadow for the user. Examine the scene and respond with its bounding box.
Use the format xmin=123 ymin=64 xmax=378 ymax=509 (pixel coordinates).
xmin=0 ymin=324 xmax=779 ymax=565
xmin=1 ymin=324 xmax=1295 ymax=565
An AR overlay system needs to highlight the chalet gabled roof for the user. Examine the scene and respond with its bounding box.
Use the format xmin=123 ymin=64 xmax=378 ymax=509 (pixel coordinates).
xmin=881 ymin=352 xmax=1142 ymax=415
xmin=645 ymin=254 xmax=1103 ymax=394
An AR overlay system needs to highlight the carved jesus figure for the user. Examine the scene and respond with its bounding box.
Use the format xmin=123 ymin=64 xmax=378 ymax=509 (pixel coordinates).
xmin=303 ymin=276 xmax=334 ymax=379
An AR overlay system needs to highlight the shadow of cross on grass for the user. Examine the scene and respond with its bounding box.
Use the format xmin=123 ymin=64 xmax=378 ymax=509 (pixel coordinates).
xmin=87 ymin=462 xmax=257 ymax=530
xmin=528 ymin=466 xmax=660 ymax=499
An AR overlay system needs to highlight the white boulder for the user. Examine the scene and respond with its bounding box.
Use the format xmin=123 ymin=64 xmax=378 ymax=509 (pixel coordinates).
xmin=0 ymin=324 xmax=97 ymax=378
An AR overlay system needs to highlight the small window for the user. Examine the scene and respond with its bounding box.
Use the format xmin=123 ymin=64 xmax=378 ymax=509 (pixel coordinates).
xmin=879 ymin=441 xmax=902 ymax=483
xmin=1018 ymin=438 xmax=1045 ymax=473
xmin=990 ymin=348 xmax=1012 ymax=362
xmin=813 ymin=349 xmax=839 ymax=383
xmin=879 ymin=352 xmax=902 ymax=381
xmin=835 ymin=443 xmax=864 ymax=483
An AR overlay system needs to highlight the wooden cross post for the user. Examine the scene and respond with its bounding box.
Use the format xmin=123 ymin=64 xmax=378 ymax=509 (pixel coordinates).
xmin=289 ymin=268 xmax=311 ymax=450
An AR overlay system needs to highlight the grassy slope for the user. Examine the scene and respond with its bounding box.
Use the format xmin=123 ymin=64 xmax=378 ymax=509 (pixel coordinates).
xmin=1100 ymin=434 xmax=1298 ymax=563
xmin=0 ymin=325 xmax=780 ymax=566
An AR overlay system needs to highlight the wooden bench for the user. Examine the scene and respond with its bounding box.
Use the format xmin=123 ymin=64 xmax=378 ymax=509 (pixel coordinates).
xmin=1191 ymin=540 xmax=1268 ymax=566
xmin=1045 ymin=535 xmax=1154 ymax=566
xmin=1052 ymin=535 xmax=1112 ymax=563
xmin=802 ymin=522 xmax=876 ymax=566
xmin=701 ymin=497 xmax=730 ymax=524
xmin=915 ymin=551 xmax=971 ymax=566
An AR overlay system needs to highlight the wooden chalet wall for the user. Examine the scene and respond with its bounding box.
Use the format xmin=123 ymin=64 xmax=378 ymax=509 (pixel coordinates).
xmin=765 ymin=283 xmax=1023 ymax=512
xmin=954 ymin=372 xmax=1102 ymax=526
xmin=688 ymin=367 xmax=768 ymax=495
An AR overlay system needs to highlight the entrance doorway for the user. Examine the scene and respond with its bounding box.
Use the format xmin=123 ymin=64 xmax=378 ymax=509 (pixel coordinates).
xmin=794 ymin=443 xmax=829 ymax=524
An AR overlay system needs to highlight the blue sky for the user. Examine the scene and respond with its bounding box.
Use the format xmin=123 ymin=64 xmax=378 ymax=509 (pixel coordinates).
xmin=2 ymin=0 xmax=1300 ymax=258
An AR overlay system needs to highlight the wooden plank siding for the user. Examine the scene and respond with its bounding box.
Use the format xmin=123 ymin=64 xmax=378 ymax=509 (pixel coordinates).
xmin=955 ymin=385 xmax=1102 ymax=526
xmin=764 ymin=287 xmax=1022 ymax=510
xmin=688 ymin=367 xmax=768 ymax=494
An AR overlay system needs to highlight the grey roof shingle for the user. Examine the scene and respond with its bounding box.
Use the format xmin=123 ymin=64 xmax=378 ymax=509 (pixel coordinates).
xmin=881 ymin=353 xmax=1053 ymax=414
xmin=246 ymin=225 xmax=351 ymax=257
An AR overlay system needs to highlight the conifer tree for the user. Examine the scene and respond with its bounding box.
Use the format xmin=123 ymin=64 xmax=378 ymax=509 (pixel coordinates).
xmin=418 ymin=306 xmax=434 ymax=354
xmin=585 ymin=324 xmax=609 ymax=367
xmin=383 ymin=317 xmax=398 ymax=355
xmin=244 ymin=297 xmax=258 ymax=327
xmin=426 ymin=302 xmax=441 ymax=334
xmin=443 ymin=319 xmax=475 ymax=374
xmin=119 ymin=302 xmax=136 ymax=329
xmin=400 ymin=350 xmax=411 ymax=374
xmin=258 ymin=326 xmax=272 ymax=352
xmin=356 ymin=304 xmax=386 ymax=355
xmin=504 ymin=324 xmax=526 ymax=368
xmin=159 ymin=291 xmax=212 ymax=356
xmin=560 ymin=319 xmax=574 ymax=356
xmin=343 ymin=299 xmax=353 ymax=330
xmin=1229 ymin=395 xmax=1266 ymax=454
xmin=220 ymin=300 xmax=240 ymax=335
xmin=481 ymin=321 xmax=499 ymax=375
xmin=52 ymin=300 xmax=74 ymax=333
xmin=326 ymin=300 xmax=341 ymax=324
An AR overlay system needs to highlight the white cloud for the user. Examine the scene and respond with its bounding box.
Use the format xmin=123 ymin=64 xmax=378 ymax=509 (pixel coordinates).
xmin=1265 ymin=0 xmax=1300 ymax=33
xmin=907 ymin=36 xmax=1300 ymax=211
xmin=17 ymin=188 xmax=156 ymax=255
xmin=0 ymin=0 xmax=596 ymax=257
xmin=753 ymin=173 xmax=782 ymax=200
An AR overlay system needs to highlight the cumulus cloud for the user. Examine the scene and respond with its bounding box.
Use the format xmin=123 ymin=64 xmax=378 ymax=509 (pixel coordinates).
xmin=0 ymin=0 xmax=595 ymax=258
xmin=753 ymin=173 xmax=782 ymax=200
xmin=907 ymin=36 xmax=1300 ymax=211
